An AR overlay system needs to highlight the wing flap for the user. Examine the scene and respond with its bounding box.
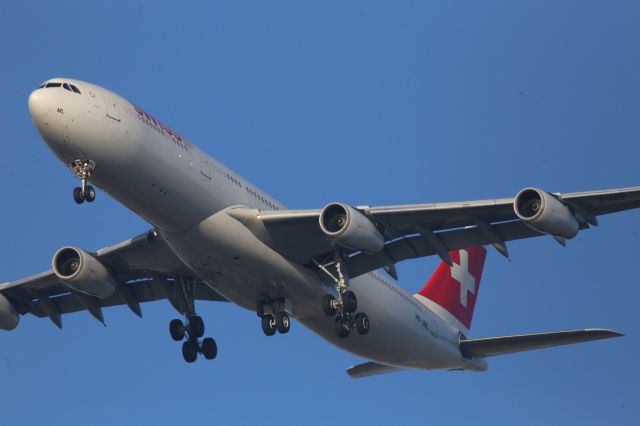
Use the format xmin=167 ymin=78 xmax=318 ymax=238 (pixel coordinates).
xmin=346 ymin=220 xmax=544 ymax=278
xmin=346 ymin=361 xmax=403 ymax=379
xmin=460 ymin=329 xmax=623 ymax=358
xmin=28 ymin=280 xmax=228 ymax=319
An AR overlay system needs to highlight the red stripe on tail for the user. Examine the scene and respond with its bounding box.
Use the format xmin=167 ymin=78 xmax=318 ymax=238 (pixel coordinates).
xmin=416 ymin=247 xmax=487 ymax=332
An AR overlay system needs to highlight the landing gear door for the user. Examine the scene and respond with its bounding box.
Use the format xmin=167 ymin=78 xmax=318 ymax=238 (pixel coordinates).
xmin=102 ymin=92 xmax=121 ymax=122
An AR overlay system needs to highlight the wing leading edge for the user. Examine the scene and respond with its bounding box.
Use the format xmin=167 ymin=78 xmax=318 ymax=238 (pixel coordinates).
xmin=232 ymin=186 xmax=640 ymax=279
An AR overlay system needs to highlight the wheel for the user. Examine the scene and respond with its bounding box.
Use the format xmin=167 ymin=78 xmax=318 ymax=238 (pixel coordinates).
xmin=343 ymin=291 xmax=357 ymax=313
xmin=355 ymin=313 xmax=370 ymax=335
xmin=275 ymin=312 xmax=290 ymax=334
xmin=201 ymin=337 xmax=217 ymax=360
xmin=189 ymin=315 xmax=205 ymax=338
xmin=334 ymin=316 xmax=350 ymax=338
xmin=321 ymin=294 xmax=337 ymax=316
xmin=73 ymin=187 xmax=84 ymax=204
xmin=261 ymin=314 xmax=276 ymax=336
xmin=182 ymin=341 xmax=198 ymax=363
xmin=84 ymin=185 xmax=96 ymax=202
xmin=169 ymin=319 xmax=185 ymax=341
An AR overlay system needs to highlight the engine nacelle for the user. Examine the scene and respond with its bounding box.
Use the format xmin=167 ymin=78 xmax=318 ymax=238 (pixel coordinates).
xmin=0 ymin=292 xmax=19 ymax=331
xmin=319 ymin=203 xmax=385 ymax=255
xmin=52 ymin=247 xmax=117 ymax=299
xmin=514 ymin=188 xmax=579 ymax=239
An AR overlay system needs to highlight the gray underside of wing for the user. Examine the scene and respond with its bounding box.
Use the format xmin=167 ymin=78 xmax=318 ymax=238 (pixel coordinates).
xmin=249 ymin=186 xmax=640 ymax=277
xmin=0 ymin=230 xmax=227 ymax=328
xmin=346 ymin=361 xmax=404 ymax=379
xmin=460 ymin=329 xmax=623 ymax=358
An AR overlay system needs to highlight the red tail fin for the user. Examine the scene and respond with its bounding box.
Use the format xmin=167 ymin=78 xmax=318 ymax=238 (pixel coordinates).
xmin=413 ymin=247 xmax=487 ymax=336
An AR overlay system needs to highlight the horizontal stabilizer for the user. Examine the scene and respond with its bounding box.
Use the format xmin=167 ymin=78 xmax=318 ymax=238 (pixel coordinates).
xmin=347 ymin=361 xmax=403 ymax=379
xmin=460 ymin=328 xmax=623 ymax=358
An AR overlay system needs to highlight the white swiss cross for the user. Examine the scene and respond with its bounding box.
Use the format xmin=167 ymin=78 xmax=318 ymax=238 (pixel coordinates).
xmin=450 ymin=249 xmax=476 ymax=308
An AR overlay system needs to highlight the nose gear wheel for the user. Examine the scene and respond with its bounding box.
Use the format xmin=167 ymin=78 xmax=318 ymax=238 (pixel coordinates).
xmin=70 ymin=159 xmax=96 ymax=204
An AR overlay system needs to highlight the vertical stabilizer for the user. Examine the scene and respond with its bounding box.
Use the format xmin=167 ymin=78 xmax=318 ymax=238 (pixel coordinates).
xmin=413 ymin=247 xmax=487 ymax=337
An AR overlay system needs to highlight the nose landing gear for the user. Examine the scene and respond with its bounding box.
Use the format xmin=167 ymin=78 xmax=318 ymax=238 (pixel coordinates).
xmin=70 ymin=159 xmax=96 ymax=204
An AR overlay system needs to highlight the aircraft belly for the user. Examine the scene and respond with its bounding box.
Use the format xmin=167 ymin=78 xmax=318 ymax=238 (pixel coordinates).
xmin=161 ymin=209 xmax=328 ymax=314
xmin=162 ymin=210 xmax=463 ymax=370
xmin=300 ymin=278 xmax=465 ymax=370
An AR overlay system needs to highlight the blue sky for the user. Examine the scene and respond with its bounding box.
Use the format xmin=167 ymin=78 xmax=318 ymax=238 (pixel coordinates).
xmin=1 ymin=1 xmax=639 ymax=424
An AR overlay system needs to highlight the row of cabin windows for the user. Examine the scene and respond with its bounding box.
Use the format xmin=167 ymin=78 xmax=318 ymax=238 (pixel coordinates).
xmin=134 ymin=112 xmax=188 ymax=152
xmin=38 ymin=82 xmax=81 ymax=94
xmin=369 ymin=272 xmax=422 ymax=312
xmin=220 ymin=169 xmax=241 ymax=188
xmin=246 ymin=186 xmax=278 ymax=210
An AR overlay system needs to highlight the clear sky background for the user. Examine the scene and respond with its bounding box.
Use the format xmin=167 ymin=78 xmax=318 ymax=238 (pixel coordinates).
xmin=0 ymin=1 xmax=638 ymax=425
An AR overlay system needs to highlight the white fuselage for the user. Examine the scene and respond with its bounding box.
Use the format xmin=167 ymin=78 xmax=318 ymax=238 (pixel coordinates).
xmin=27 ymin=78 xmax=484 ymax=372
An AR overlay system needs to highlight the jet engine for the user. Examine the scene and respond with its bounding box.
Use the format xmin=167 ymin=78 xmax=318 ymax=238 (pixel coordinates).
xmin=52 ymin=247 xmax=117 ymax=299
xmin=514 ymin=188 xmax=579 ymax=239
xmin=0 ymin=292 xmax=19 ymax=331
xmin=319 ymin=203 xmax=385 ymax=255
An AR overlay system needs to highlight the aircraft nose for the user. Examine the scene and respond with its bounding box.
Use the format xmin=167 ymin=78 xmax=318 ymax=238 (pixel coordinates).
xmin=28 ymin=88 xmax=49 ymax=124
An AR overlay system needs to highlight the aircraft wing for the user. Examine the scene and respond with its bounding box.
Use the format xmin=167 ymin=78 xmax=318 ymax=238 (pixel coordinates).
xmin=230 ymin=186 xmax=640 ymax=279
xmin=459 ymin=329 xmax=623 ymax=358
xmin=0 ymin=230 xmax=227 ymax=328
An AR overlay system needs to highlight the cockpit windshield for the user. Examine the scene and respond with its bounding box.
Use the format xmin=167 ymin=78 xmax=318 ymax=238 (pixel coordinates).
xmin=37 ymin=81 xmax=81 ymax=94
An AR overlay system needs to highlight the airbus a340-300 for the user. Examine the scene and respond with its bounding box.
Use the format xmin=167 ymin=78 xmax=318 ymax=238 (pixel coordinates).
xmin=1 ymin=78 xmax=637 ymax=378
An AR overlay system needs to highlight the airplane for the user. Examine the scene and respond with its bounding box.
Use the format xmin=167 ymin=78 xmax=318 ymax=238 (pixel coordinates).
xmin=0 ymin=77 xmax=637 ymax=378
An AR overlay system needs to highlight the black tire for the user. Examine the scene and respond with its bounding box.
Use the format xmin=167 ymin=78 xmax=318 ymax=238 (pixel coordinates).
xmin=182 ymin=341 xmax=198 ymax=363
xmin=343 ymin=291 xmax=357 ymax=313
xmin=261 ymin=314 xmax=276 ymax=336
xmin=201 ymin=337 xmax=217 ymax=360
xmin=275 ymin=312 xmax=290 ymax=334
xmin=355 ymin=313 xmax=370 ymax=335
xmin=189 ymin=315 xmax=205 ymax=338
xmin=334 ymin=317 xmax=350 ymax=338
xmin=169 ymin=319 xmax=185 ymax=341
xmin=85 ymin=185 xmax=96 ymax=202
xmin=73 ymin=187 xmax=84 ymax=204
xmin=321 ymin=294 xmax=337 ymax=316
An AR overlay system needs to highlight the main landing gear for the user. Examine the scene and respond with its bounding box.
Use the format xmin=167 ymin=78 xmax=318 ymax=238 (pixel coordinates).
xmin=168 ymin=278 xmax=217 ymax=363
xmin=169 ymin=315 xmax=217 ymax=363
xmin=257 ymin=295 xmax=291 ymax=336
xmin=317 ymin=253 xmax=370 ymax=338
xmin=70 ymin=159 xmax=96 ymax=204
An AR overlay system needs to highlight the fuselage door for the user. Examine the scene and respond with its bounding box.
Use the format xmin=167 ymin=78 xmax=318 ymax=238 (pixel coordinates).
xmin=102 ymin=92 xmax=121 ymax=122
xmin=200 ymin=158 xmax=213 ymax=181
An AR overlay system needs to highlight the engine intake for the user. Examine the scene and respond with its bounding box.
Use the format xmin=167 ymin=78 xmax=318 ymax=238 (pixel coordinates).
xmin=514 ymin=188 xmax=579 ymax=239
xmin=0 ymin=292 xmax=19 ymax=331
xmin=319 ymin=203 xmax=385 ymax=255
xmin=52 ymin=247 xmax=117 ymax=299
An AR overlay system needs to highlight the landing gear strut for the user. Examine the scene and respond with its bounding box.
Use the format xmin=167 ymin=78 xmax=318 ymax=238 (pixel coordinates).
xmin=70 ymin=159 xmax=96 ymax=204
xmin=257 ymin=295 xmax=291 ymax=336
xmin=316 ymin=253 xmax=370 ymax=338
xmin=168 ymin=278 xmax=217 ymax=363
